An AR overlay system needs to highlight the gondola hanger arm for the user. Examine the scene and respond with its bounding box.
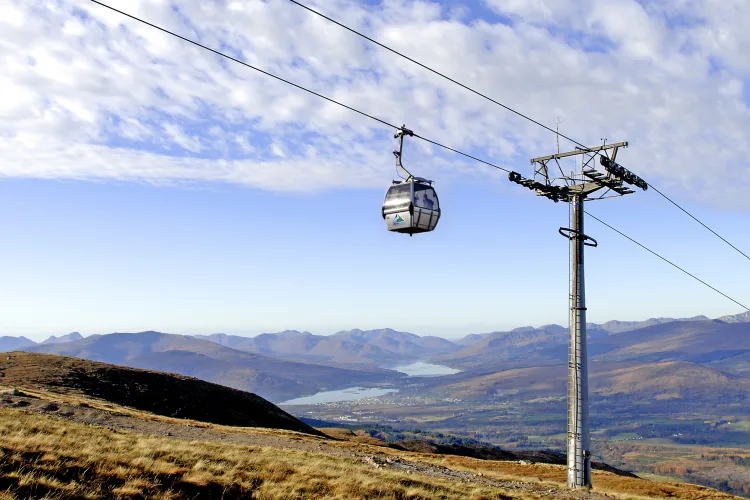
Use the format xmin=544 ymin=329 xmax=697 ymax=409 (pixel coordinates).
xmin=394 ymin=125 xmax=414 ymax=181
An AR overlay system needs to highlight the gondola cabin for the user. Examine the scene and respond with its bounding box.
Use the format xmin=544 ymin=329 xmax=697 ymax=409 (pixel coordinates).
xmin=382 ymin=178 xmax=440 ymax=235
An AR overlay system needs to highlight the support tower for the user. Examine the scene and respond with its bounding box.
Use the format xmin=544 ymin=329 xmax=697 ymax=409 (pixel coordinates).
xmin=509 ymin=141 xmax=646 ymax=488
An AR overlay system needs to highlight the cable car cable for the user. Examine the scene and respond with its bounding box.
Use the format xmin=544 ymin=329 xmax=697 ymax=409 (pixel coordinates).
xmin=89 ymin=0 xmax=399 ymax=131
xmin=287 ymin=0 xmax=750 ymax=263
xmin=411 ymin=134 xmax=510 ymax=173
xmin=585 ymin=211 xmax=749 ymax=311
xmin=89 ymin=1 xmax=747 ymax=310
xmin=89 ymin=0 xmax=512 ymax=176
xmin=647 ymin=185 xmax=750 ymax=262
xmin=286 ymin=0 xmax=559 ymax=139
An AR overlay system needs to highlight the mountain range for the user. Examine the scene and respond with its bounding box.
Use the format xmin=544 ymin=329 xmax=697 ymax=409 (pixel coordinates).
xmin=19 ymin=331 xmax=402 ymax=402
xmin=2 ymin=312 xmax=749 ymax=404
xmin=439 ymin=319 xmax=750 ymax=372
xmin=0 ymin=332 xmax=83 ymax=351
xmin=421 ymin=318 xmax=750 ymax=403
xmin=193 ymin=328 xmax=458 ymax=367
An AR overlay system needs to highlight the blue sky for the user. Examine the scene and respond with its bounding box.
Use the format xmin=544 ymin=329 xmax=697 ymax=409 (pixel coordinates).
xmin=1 ymin=176 xmax=747 ymax=340
xmin=1 ymin=0 xmax=750 ymax=340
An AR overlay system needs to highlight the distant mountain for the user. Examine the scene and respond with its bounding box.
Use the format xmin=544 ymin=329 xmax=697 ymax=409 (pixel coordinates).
xmin=717 ymin=311 xmax=750 ymax=323
xmin=332 ymin=328 xmax=458 ymax=358
xmin=589 ymin=320 xmax=750 ymax=366
xmin=41 ymin=332 xmax=84 ymax=344
xmin=22 ymin=331 xmax=403 ymax=402
xmin=590 ymin=316 xmax=710 ymax=334
xmin=443 ymin=320 xmax=750 ymax=376
xmin=453 ymin=333 xmax=488 ymax=347
xmin=195 ymin=328 xmax=460 ymax=367
xmin=452 ymin=316 xmax=711 ymax=349
xmin=0 ymin=336 xmax=36 ymax=352
xmin=443 ymin=325 xmax=570 ymax=368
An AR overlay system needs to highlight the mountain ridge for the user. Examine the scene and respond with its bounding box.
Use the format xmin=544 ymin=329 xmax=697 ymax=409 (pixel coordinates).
xmin=41 ymin=332 xmax=84 ymax=345
xmin=194 ymin=327 xmax=459 ymax=367
xmin=23 ymin=331 xmax=403 ymax=402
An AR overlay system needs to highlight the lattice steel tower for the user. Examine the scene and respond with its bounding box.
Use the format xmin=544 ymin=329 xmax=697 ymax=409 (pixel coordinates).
xmin=509 ymin=141 xmax=647 ymax=488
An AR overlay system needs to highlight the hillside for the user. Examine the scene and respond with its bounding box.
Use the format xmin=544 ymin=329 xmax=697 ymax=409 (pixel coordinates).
xmin=0 ymin=360 xmax=739 ymax=500
xmin=442 ymin=320 xmax=750 ymax=374
xmin=23 ymin=332 xmax=402 ymax=402
xmin=0 ymin=352 xmax=320 ymax=435
xmin=590 ymin=321 xmax=750 ymax=364
xmin=196 ymin=328 xmax=460 ymax=367
xmin=440 ymin=325 xmax=570 ymax=368
xmin=432 ymin=360 xmax=750 ymax=401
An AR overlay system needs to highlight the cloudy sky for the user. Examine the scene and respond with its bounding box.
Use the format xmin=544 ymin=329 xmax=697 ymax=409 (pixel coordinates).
xmin=2 ymin=0 xmax=749 ymax=340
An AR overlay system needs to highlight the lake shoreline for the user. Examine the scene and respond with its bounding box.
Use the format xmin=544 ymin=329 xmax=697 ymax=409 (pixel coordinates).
xmin=279 ymin=362 xmax=460 ymax=405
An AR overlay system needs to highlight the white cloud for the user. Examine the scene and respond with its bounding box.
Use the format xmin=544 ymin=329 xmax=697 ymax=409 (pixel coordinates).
xmin=0 ymin=0 xmax=749 ymax=207
xmin=162 ymin=122 xmax=202 ymax=153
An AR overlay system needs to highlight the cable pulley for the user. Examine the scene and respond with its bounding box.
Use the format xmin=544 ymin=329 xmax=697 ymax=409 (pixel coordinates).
xmin=600 ymin=157 xmax=648 ymax=191
xmin=509 ymin=171 xmax=570 ymax=202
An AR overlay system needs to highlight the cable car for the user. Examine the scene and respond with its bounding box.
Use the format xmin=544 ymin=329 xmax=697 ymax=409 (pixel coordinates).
xmin=382 ymin=126 xmax=441 ymax=235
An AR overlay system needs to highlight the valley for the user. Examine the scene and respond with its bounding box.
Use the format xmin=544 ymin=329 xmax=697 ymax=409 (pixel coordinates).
xmin=0 ymin=352 xmax=739 ymax=500
xmin=3 ymin=314 xmax=750 ymax=497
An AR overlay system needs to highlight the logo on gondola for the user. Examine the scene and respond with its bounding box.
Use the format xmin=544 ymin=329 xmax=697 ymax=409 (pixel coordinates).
xmin=393 ymin=214 xmax=405 ymax=225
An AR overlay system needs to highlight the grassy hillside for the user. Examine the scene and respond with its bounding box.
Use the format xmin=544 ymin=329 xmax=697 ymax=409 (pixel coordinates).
xmin=0 ymin=352 xmax=320 ymax=435
xmin=24 ymin=332 xmax=402 ymax=401
xmin=0 ymin=371 xmax=741 ymax=499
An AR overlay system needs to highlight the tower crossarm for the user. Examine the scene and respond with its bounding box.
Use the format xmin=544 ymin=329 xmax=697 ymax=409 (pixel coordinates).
xmin=530 ymin=141 xmax=628 ymax=163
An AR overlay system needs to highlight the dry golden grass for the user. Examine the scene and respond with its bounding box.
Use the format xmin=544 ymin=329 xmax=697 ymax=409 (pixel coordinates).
xmin=432 ymin=455 xmax=741 ymax=500
xmin=322 ymin=431 xmax=741 ymax=500
xmin=318 ymin=427 xmax=391 ymax=446
xmin=0 ymin=353 xmax=743 ymax=500
xmin=0 ymin=409 xmax=528 ymax=500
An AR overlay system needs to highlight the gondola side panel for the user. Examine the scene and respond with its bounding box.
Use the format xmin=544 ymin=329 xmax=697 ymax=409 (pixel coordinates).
xmin=385 ymin=211 xmax=413 ymax=232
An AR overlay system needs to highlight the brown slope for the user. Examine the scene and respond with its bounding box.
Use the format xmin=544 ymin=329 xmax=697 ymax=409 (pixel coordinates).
xmin=710 ymin=351 xmax=750 ymax=375
xmin=589 ymin=320 xmax=750 ymax=364
xmin=589 ymin=361 xmax=750 ymax=399
xmin=2 ymin=406 xmax=737 ymax=500
xmin=435 ymin=361 xmax=750 ymax=401
xmin=0 ymin=352 xmax=323 ymax=436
